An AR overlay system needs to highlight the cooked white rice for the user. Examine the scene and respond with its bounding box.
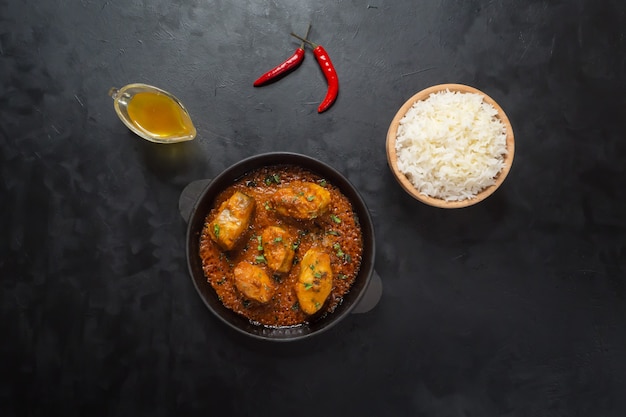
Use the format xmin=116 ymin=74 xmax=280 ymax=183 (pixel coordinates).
xmin=395 ymin=89 xmax=508 ymax=201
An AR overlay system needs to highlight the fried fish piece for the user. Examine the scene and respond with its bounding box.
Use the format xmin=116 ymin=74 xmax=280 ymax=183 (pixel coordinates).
xmin=295 ymin=248 xmax=333 ymax=315
xmin=209 ymin=191 xmax=255 ymax=251
xmin=233 ymin=262 xmax=275 ymax=304
xmin=270 ymin=181 xmax=331 ymax=220
xmin=261 ymin=226 xmax=295 ymax=274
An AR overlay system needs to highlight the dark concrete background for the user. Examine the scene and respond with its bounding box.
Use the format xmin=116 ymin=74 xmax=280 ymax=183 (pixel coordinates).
xmin=2 ymin=0 xmax=625 ymax=416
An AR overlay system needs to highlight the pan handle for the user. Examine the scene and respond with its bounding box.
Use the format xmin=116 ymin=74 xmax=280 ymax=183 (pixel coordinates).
xmin=179 ymin=178 xmax=382 ymax=313
xmin=351 ymin=270 xmax=382 ymax=314
xmin=179 ymin=178 xmax=212 ymax=223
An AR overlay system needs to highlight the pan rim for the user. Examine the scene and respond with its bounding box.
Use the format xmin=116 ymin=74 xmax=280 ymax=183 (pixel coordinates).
xmin=185 ymin=152 xmax=376 ymax=342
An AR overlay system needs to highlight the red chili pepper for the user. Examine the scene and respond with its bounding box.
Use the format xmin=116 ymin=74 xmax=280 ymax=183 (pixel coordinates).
xmin=254 ymin=25 xmax=311 ymax=87
xmin=291 ymin=33 xmax=339 ymax=113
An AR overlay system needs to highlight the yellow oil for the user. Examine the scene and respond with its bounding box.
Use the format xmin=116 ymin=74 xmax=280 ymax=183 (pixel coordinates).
xmin=126 ymin=92 xmax=193 ymax=138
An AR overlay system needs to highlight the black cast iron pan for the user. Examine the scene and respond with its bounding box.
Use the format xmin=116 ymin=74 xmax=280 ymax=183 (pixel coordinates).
xmin=179 ymin=152 xmax=382 ymax=342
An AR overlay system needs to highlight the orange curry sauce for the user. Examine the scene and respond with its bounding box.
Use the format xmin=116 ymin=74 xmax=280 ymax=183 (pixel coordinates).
xmin=199 ymin=165 xmax=363 ymax=327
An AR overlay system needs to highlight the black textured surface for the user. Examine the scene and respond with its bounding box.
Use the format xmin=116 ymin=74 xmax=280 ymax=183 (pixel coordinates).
xmin=1 ymin=0 xmax=625 ymax=416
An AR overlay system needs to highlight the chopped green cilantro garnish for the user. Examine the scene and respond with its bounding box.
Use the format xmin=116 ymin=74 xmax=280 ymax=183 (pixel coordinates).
xmin=264 ymin=174 xmax=281 ymax=185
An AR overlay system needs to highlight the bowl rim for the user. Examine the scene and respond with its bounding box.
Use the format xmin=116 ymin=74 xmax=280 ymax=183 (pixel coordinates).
xmin=386 ymin=83 xmax=515 ymax=209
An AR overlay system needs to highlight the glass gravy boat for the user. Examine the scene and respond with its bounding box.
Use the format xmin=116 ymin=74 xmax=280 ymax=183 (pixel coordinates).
xmin=109 ymin=83 xmax=196 ymax=144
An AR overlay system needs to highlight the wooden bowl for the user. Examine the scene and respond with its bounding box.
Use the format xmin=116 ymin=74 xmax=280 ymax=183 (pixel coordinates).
xmin=386 ymin=83 xmax=515 ymax=208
